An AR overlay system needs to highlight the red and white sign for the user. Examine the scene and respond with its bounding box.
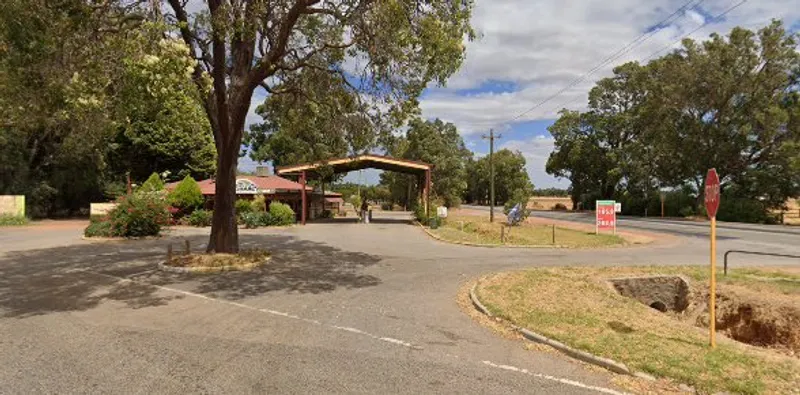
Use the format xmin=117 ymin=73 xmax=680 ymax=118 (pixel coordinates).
xmin=704 ymin=168 xmax=720 ymax=219
xmin=596 ymin=200 xmax=616 ymax=234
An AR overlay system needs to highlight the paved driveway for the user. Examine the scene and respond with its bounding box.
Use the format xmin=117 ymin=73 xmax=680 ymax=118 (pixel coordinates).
xmin=0 ymin=213 xmax=793 ymax=393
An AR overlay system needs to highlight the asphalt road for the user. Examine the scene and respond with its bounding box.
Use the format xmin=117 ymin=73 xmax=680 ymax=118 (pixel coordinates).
xmin=463 ymin=205 xmax=800 ymax=263
xmin=1 ymin=212 xmax=797 ymax=393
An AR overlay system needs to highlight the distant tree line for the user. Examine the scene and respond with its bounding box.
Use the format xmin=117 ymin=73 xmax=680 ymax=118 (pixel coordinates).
xmin=547 ymin=22 xmax=800 ymax=223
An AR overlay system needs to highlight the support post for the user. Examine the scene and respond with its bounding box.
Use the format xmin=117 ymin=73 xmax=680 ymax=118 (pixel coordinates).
xmin=300 ymin=171 xmax=307 ymax=225
xmin=709 ymin=216 xmax=717 ymax=348
xmin=482 ymin=129 xmax=501 ymax=222
xmin=424 ymin=169 xmax=431 ymax=217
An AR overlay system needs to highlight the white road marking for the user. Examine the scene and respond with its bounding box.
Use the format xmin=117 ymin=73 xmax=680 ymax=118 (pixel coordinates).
xmin=482 ymin=361 xmax=629 ymax=395
xmin=87 ymin=270 xmax=626 ymax=394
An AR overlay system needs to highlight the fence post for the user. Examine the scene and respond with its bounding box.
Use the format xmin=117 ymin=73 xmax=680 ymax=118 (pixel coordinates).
xmin=552 ymin=224 xmax=556 ymax=245
xmin=167 ymin=244 xmax=173 ymax=262
xmin=500 ymin=225 xmax=505 ymax=244
xmin=184 ymin=239 xmax=191 ymax=255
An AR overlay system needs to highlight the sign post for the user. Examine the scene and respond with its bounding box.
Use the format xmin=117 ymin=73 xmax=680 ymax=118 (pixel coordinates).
xmin=595 ymin=200 xmax=616 ymax=235
xmin=704 ymin=168 xmax=721 ymax=348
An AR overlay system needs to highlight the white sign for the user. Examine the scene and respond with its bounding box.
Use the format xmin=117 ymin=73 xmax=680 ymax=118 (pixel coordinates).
xmin=235 ymin=179 xmax=259 ymax=194
xmin=437 ymin=206 xmax=448 ymax=218
xmin=614 ymin=203 xmax=622 ymax=213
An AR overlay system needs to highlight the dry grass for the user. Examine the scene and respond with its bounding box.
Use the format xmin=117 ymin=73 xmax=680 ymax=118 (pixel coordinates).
xmin=432 ymin=214 xmax=624 ymax=248
xmin=476 ymin=266 xmax=800 ymax=394
xmin=166 ymin=249 xmax=270 ymax=269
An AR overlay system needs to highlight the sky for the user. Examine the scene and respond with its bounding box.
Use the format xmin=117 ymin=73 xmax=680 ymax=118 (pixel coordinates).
xmin=240 ymin=0 xmax=800 ymax=188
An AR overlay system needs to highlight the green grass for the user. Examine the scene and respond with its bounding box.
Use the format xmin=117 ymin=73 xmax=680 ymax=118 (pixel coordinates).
xmin=431 ymin=215 xmax=624 ymax=248
xmin=0 ymin=214 xmax=28 ymax=226
xmin=477 ymin=266 xmax=800 ymax=394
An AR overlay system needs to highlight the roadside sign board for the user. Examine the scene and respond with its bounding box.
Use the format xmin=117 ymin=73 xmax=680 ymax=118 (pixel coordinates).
xmin=704 ymin=168 xmax=720 ymax=219
xmin=596 ymin=200 xmax=616 ymax=234
xmin=614 ymin=202 xmax=622 ymax=213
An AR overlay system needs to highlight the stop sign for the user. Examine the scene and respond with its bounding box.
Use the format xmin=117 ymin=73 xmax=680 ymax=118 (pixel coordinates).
xmin=704 ymin=168 xmax=720 ymax=218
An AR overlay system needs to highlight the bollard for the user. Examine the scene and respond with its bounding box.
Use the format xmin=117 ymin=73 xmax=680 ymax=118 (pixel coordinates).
xmin=184 ymin=239 xmax=191 ymax=255
xmin=552 ymin=224 xmax=556 ymax=244
xmin=500 ymin=225 xmax=505 ymax=244
xmin=167 ymin=244 xmax=173 ymax=262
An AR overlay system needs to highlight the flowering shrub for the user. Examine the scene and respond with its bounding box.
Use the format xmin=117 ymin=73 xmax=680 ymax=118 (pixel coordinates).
xmin=107 ymin=192 xmax=171 ymax=237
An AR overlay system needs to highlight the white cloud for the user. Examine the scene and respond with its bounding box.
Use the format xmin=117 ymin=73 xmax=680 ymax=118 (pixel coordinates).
xmin=417 ymin=0 xmax=800 ymax=186
xmin=501 ymin=136 xmax=569 ymax=189
xmin=420 ymin=0 xmax=799 ymax=135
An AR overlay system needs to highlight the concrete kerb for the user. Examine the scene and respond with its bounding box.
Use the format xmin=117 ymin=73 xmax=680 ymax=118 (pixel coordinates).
xmin=415 ymin=221 xmax=570 ymax=249
xmin=469 ymin=282 xmax=652 ymax=379
xmin=157 ymin=256 xmax=271 ymax=274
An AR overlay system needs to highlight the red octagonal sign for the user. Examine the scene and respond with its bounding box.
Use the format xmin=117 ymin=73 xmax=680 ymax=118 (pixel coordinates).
xmin=704 ymin=168 xmax=720 ymax=219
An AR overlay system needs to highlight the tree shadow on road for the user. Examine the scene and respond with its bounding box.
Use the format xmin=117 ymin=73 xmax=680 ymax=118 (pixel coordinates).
xmin=0 ymin=233 xmax=382 ymax=318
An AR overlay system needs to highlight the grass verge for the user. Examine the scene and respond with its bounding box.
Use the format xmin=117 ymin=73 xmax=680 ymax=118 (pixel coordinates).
xmin=0 ymin=214 xmax=28 ymax=226
xmin=430 ymin=214 xmax=624 ymax=248
xmin=476 ymin=266 xmax=800 ymax=394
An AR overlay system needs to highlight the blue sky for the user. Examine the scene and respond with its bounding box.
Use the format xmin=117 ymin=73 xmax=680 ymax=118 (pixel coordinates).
xmin=241 ymin=0 xmax=800 ymax=188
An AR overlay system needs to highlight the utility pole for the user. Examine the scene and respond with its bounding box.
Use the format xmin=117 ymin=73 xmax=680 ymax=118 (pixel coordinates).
xmin=482 ymin=129 xmax=501 ymax=222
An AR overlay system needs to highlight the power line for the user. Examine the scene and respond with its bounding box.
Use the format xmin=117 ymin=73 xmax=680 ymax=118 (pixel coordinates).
xmin=505 ymin=0 xmax=705 ymax=125
xmin=544 ymin=0 xmax=748 ymax=115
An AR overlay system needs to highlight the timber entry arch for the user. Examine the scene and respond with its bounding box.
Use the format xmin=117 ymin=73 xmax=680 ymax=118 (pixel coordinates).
xmin=276 ymin=154 xmax=432 ymax=225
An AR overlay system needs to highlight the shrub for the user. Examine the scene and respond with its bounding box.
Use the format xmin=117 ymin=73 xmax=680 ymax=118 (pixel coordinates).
xmin=241 ymin=212 xmax=273 ymax=228
xmin=553 ymin=203 xmax=568 ymax=211
xmin=186 ymin=209 xmax=213 ymax=227
xmin=413 ymin=203 xmax=427 ymax=223
xmin=139 ymin=172 xmax=165 ymax=192
xmin=0 ymin=214 xmax=28 ymax=226
xmin=269 ymin=202 xmax=295 ymax=225
xmin=107 ymin=192 xmax=171 ymax=237
xmin=251 ymin=195 xmax=267 ymax=213
xmin=321 ymin=210 xmax=334 ymax=219
xmin=381 ymin=203 xmax=393 ymax=211
xmin=235 ymin=199 xmax=253 ymax=216
xmin=84 ymin=219 xmax=113 ymax=237
xmin=679 ymin=206 xmax=695 ymax=218
xmin=504 ymin=188 xmax=532 ymax=224
xmin=168 ymin=176 xmax=203 ymax=212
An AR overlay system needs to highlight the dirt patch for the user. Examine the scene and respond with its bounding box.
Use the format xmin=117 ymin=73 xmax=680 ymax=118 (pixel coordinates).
xmin=164 ymin=249 xmax=270 ymax=270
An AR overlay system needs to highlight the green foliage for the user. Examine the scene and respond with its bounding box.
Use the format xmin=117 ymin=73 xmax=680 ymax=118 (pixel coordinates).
xmin=466 ymin=149 xmax=534 ymax=205
xmin=235 ymin=199 xmax=253 ymax=216
xmin=168 ymin=176 xmax=203 ymax=211
xmin=138 ymin=173 xmax=165 ymax=193
xmin=269 ymin=202 xmax=296 ymax=226
xmin=0 ymin=214 xmax=28 ymax=226
xmin=546 ymin=22 xmax=800 ymax=223
xmin=84 ymin=219 xmax=113 ymax=237
xmin=186 ymin=209 xmax=212 ymax=227
xmin=533 ymin=188 xmax=570 ymax=197
xmin=240 ymin=212 xmax=273 ymax=229
xmin=250 ymin=195 xmax=267 ymax=213
xmin=107 ymin=193 xmax=170 ymax=237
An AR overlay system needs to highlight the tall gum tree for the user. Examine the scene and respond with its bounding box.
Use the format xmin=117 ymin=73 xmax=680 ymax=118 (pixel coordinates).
xmin=165 ymin=0 xmax=474 ymax=252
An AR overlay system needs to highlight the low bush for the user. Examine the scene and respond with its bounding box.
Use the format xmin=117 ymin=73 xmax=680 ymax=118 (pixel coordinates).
xmin=0 ymin=214 xmax=28 ymax=226
xmin=235 ymin=199 xmax=253 ymax=216
xmin=167 ymin=176 xmax=203 ymax=214
xmin=108 ymin=192 xmax=171 ymax=237
xmin=241 ymin=211 xmax=273 ymax=228
xmin=321 ymin=210 xmax=334 ymax=219
xmin=553 ymin=203 xmax=568 ymax=211
xmin=269 ymin=202 xmax=295 ymax=225
xmin=679 ymin=206 xmax=695 ymax=218
xmin=186 ymin=209 xmax=213 ymax=227
xmin=84 ymin=219 xmax=113 ymax=237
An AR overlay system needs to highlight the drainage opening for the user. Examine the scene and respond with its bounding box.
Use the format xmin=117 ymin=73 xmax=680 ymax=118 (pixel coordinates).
xmin=608 ymin=276 xmax=689 ymax=313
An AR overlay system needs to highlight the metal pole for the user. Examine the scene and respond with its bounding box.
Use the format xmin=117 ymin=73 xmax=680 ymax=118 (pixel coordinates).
xmin=482 ymin=129 xmax=500 ymax=223
xmin=709 ymin=216 xmax=717 ymax=348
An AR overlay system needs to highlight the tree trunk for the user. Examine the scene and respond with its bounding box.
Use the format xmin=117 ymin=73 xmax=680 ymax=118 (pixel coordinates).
xmin=207 ymin=147 xmax=239 ymax=253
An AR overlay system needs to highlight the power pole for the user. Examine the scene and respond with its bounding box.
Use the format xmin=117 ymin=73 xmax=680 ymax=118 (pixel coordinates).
xmin=482 ymin=129 xmax=501 ymax=222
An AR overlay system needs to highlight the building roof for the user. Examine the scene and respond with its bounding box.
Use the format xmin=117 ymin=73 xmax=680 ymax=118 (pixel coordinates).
xmin=167 ymin=175 xmax=310 ymax=195
xmin=276 ymin=154 xmax=432 ymax=178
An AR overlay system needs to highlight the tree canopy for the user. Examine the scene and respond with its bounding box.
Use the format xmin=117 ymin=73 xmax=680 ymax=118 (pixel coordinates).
xmin=464 ymin=149 xmax=533 ymax=206
xmin=547 ymin=21 xmax=800 ymax=222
